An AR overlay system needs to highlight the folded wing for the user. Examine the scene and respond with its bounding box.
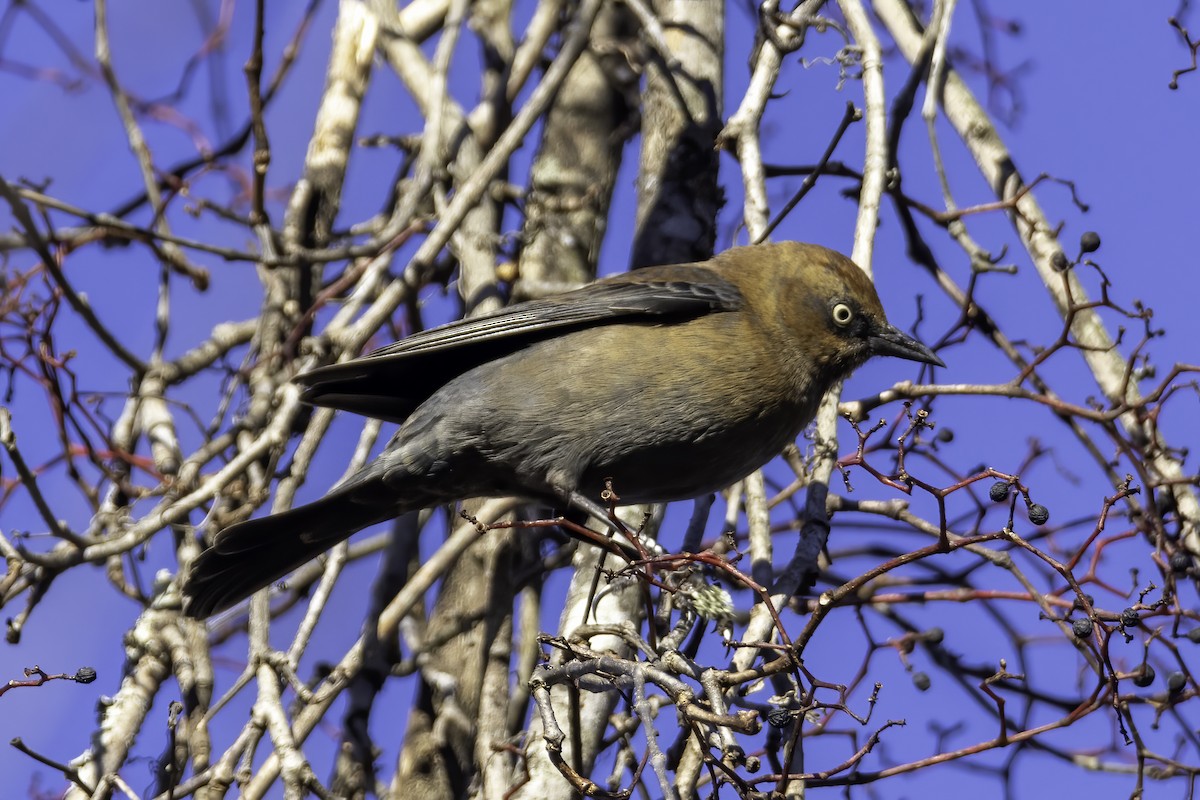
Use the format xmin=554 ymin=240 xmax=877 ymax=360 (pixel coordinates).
xmin=297 ymin=265 xmax=743 ymax=423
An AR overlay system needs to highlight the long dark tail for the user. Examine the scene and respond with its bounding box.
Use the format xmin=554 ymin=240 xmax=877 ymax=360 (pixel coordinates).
xmin=182 ymin=485 xmax=398 ymax=618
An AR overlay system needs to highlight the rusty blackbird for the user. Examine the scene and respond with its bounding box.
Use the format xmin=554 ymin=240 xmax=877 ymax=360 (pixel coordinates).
xmin=183 ymin=242 xmax=942 ymax=617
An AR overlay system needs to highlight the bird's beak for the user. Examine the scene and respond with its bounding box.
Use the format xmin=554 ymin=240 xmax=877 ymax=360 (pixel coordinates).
xmin=868 ymin=323 xmax=945 ymax=367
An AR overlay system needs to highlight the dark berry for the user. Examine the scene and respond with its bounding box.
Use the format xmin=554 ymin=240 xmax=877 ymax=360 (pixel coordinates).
xmin=924 ymin=627 xmax=945 ymax=645
xmin=935 ymin=428 xmax=954 ymax=443
xmin=1132 ymin=664 xmax=1156 ymax=688
xmin=1120 ymin=608 xmax=1140 ymax=628
xmin=1028 ymin=504 xmax=1050 ymax=526
xmin=1051 ymin=251 xmax=1069 ymax=270
xmin=989 ymin=481 xmax=1010 ymax=502
xmin=912 ymin=672 xmax=931 ymax=691
xmin=1072 ymin=594 xmax=1095 ymax=611
xmin=767 ymin=709 xmax=793 ymax=728
xmin=1169 ymin=552 xmax=1192 ymax=574
xmin=1072 ymin=618 xmax=1094 ymax=638
xmin=1167 ymin=671 xmax=1187 ymax=694
xmin=1080 ymin=231 xmax=1101 ymax=253
xmin=74 ymin=667 xmax=97 ymax=684
xmin=1187 ymin=628 xmax=1200 ymax=644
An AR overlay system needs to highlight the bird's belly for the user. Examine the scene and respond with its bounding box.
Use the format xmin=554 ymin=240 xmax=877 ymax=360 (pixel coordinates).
xmin=575 ymin=406 xmax=807 ymax=503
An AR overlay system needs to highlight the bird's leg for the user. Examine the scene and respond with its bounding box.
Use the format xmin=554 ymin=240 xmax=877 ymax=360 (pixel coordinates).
xmin=566 ymin=490 xmax=622 ymax=533
xmin=549 ymin=473 xmax=655 ymax=557
xmin=563 ymin=488 xmax=653 ymax=633
xmin=566 ymin=488 xmax=615 ymax=629
xmin=565 ymin=489 xmax=666 ymax=561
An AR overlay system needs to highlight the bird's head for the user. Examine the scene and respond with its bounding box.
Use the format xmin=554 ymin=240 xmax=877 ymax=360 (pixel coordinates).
xmin=725 ymin=242 xmax=944 ymax=381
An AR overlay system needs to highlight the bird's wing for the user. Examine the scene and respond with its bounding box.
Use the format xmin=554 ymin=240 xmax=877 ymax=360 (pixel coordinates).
xmin=297 ymin=265 xmax=744 ymax=423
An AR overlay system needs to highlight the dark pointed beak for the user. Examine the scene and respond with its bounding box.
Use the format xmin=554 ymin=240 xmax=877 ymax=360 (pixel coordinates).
xmin=868 ymin=323 xmax=945 ymax=367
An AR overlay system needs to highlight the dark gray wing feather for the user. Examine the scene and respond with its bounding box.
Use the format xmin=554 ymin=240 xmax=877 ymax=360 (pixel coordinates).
xmin=297 ymin=267 xmax=742 ymax=423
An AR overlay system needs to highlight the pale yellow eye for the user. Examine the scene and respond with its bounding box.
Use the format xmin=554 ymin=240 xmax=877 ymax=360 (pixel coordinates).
xmin=831 ymin=302 xmax=853 ymax=327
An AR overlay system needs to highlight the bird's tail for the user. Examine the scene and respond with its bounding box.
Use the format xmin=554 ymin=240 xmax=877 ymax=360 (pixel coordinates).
xmin=182 ymin=486 xmax=399 ymax=619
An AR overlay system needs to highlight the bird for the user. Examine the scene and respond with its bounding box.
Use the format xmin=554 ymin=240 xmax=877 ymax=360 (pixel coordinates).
xmin=182 ymin=241 xmax=943 ymax=618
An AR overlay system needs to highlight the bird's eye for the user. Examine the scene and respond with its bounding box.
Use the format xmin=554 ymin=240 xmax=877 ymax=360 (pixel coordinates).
xmin=831 ymin=302 xmax=854 ymax=327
